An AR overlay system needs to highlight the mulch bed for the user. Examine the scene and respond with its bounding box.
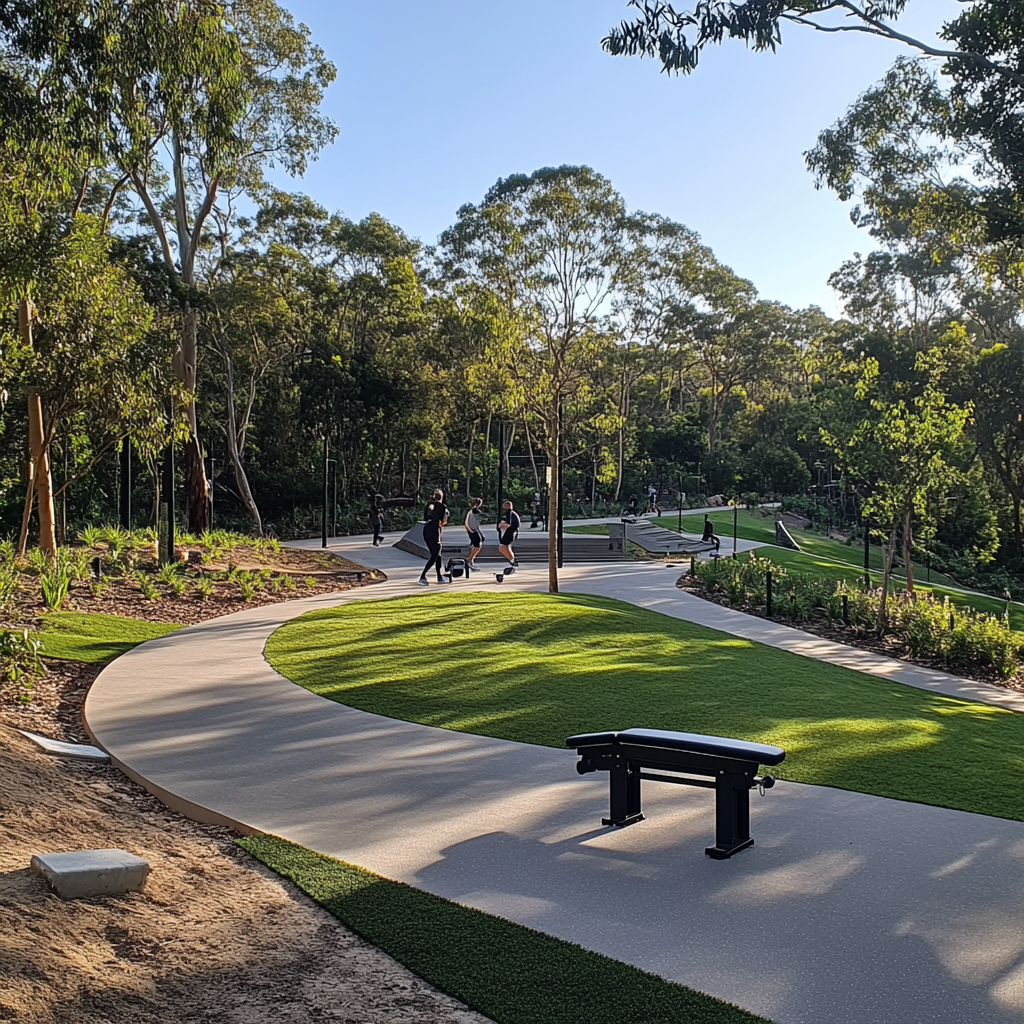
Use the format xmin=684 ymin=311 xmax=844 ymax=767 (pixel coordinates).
xmin=1 ymin=551 xmax=386 ymax=745
xmin=676 ymin=572 xmax=1024 ymax=694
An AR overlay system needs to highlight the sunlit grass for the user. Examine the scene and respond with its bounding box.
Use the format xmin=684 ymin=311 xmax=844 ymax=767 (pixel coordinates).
xmin=38 ymin=611 xmax=181 ymax=663
xmin=266 ymin=592 xmax=1024 ymax=821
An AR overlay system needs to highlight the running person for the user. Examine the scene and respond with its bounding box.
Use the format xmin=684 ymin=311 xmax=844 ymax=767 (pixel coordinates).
xmin=465 ymin=497 xmax=484 ymax=570
xmin=418 ymin=489 xmax=450 ymax=585
xmin=498 ymin=499 xmax=520 ymax=569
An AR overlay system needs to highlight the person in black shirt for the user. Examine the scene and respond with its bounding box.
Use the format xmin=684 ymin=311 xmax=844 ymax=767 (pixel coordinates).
xmin=498 ymin=499 xmax=520 ymax=569
xmin=418 ymin=489 xmax=450 ymax=585
xmin=702 ymin=514 xmax=720 ymax=552
xmin=369 ymin=494 xmax=385 ymax=546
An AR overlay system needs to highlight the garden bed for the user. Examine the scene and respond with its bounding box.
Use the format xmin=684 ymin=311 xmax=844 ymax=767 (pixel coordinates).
xmin=676 ymin=569 xmax=1024 ymax=693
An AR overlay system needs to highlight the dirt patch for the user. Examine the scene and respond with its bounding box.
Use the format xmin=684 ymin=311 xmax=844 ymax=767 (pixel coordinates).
xmin=676 ymin=573 xmax=1024 ymax=693
xmin=0 ymin=725 xmax=491 ymax=1023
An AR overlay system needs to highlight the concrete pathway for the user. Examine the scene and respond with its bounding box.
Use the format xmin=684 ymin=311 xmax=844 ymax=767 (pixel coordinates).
xmin=84 ymin=549 xmax=1024 ymax=1024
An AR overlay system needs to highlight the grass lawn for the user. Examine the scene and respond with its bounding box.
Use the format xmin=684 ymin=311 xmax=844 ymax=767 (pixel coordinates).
xmin=563 ymin=524 xmax=609 ymax=535
xmin=38 ymin=611 xmax=181 ymax=663
xmin=240 ymin=835 xmax=767 ymax=1024
xmin=266 ymin=592 xmax=1024 ymax=822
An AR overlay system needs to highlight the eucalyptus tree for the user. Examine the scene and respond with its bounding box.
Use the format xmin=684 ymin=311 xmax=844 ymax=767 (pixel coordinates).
xmin=13 ymin=0 xmax=337 ymax=533
xmin=438 ymin=166 xmax=628 ymax=592
xmin=822 ymin=334 xmax=972 ymax=625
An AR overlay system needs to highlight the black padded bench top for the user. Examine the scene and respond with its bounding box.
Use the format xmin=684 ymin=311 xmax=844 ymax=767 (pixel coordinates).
xmin=566 ymin=729 xmax=786 ymax=767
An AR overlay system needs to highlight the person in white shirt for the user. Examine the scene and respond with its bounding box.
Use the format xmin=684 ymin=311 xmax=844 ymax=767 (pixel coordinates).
xmin=465 ymin=497 xmax=484 ymax=570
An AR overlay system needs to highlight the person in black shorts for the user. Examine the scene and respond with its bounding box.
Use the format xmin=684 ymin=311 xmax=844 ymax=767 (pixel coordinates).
xmin=498 ymin=499 xmax=520 ymax=569
xmin=418 ymin=489 xmax=450 ymax=585
xmin=465 ymin=496 xmax=484 ymax=569
xmin=702 ymin=514 xmax=721 ymax=552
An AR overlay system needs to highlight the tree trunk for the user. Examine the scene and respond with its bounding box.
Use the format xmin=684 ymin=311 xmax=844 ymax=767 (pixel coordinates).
xmin=902 ymin=508 xmax=915 ymax=595
xmin=175 ymin=305 xmax=211 ymax=533
xmin=878 ymin=523 xmax=898 ymax=630
xmin=1013 ymin=495 xmax=1022 ymax=560
xmin=547 ymin=420 xmax=559 ymax=594
xmin=523 ymin=417 xmax=540 ymax=493
xmin=18 ymin=299 xmax=56 ymax=555
xmin=222 ymin=350 xmax=262 ymax=534
xmin=466 ymin=422 xmax=476 ymax=499
xmin=18 ymin=468 xmax=34 ymax=556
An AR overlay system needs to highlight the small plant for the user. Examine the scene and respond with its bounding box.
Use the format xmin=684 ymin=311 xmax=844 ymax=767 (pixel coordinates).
xmin=303 ymin=576 xmax=317 ymax=588
xmin=135 ymin=570 xmax=161 ymax=601
xmin=157 ymin=561 xmax=185 ymax=585
xmin=283 ymin=575 xmax=297 ymax=591
xmin=168 ymin=575 xmax=188 ymax=598
xmin=78 ymin=525 xmax=103 ymax=547
xmin=236 ymin=571 xmax=256 ymax=602
xmin=0 ymin=558 xmax=19 ymax=611
xmin=0 ymin=628 xmax=44 ymax=701
xmin=195 ymin=574 xmax=214 ymax=600
xmin=39 ymin=548 xmax=76 ymax=610
xmin=89 ymin=576 xmax=109 ymax=598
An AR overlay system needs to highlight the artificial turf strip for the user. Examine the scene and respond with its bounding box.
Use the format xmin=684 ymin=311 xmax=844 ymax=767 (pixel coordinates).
xmin=265 ymin=592 xmax=1024 ymax=822
xmin=238 ymin=834 xmax=770 ymax=1024
xmin=38 ymin=611 xmax=181 ymax=663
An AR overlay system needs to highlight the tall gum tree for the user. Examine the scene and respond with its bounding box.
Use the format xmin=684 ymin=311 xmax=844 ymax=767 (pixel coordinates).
xmin=439 ymin=166 xmax=628 ymax=593
xmin=19 ymin=0 xmax=337 ymax=533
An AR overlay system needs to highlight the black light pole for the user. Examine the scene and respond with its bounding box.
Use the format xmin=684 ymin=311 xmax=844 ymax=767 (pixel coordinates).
xmin=322 ymin=436 xmax=329 ymax=548
xmin=332 ymin=461 xmax=338 ymax=539
xmin=678 ymin=473 xmax=683 ymax=532
xmin=496 ymin=420 xmax=505 ymax=523
xmin=119 ymin=438 xmax=131 ymax=530
xmin=732 ymin=499 xmax=738 ymax=560
xmin=557 ymin=402 xmax=564 ymax=569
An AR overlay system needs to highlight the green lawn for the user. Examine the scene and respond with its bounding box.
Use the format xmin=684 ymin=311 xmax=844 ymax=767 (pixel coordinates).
xmin=563 ymin=524 xmax=608 ymax=535
xmin=38 ymin=611 xmax=181 ymax=663
xmin=266 ymin=592 xmax=1024 ymax=822
xmin=241 ymin=835 xmax=767 ymax=1024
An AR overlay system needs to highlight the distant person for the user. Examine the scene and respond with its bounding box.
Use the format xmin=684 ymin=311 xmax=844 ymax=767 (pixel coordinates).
xmin=702 ymin=514 xmax=720 ymax=552
xmin=465 ymin=496 xmax=484 ymax=570
xmin=628 ymin=493 xmax=639 ymax=514
xmin=418 ymin=489 xmax=450 ymax=586
xmin=369 ymin=494 xmax=385 ymax=547
xmin=529 ymin=491 xmax=541 ymax=529
xmin=498 ymin=499 xmax=520 ymax=570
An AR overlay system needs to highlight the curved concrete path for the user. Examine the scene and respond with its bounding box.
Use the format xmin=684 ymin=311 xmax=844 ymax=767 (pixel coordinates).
xmin=85 ymin=549 xmax=1024 ymax=1024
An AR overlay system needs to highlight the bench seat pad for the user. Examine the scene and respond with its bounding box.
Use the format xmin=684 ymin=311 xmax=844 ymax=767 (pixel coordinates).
xmin=565 ymin=728 xmax=785 ymax=767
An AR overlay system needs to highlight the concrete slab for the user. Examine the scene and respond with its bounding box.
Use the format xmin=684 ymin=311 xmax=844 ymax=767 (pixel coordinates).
xmin=17 ymin=729 xmax=109 ymax=763
xmin=83 ymin=564 xmax=1024 ymax=1023
xmin=31 ymin=848 xmax=150 ymax=898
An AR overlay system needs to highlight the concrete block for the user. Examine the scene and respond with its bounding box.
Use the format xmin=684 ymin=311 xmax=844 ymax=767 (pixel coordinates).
xmin=17 ymin=729 xmax=109 ymax=763
xmin=30 ymin=849 xmax=150 ymax=898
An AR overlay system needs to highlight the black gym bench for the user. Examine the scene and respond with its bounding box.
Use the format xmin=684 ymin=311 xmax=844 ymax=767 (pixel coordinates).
xmin=565 ymin=728 xmax=786 ymax=859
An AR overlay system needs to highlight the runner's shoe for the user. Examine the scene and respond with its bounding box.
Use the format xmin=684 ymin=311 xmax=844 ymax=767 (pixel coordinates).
xmin=437 ymin=576 xmax=452 ymax=584
xmin=417 ymin=578 xmax=429 ymax=586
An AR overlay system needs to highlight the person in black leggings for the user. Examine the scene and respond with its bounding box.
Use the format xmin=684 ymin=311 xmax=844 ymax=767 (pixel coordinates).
xmin=418 ymin=489 xmax=450 ymax=585
xmin=369 ymin=494 xmax=384 ymax=546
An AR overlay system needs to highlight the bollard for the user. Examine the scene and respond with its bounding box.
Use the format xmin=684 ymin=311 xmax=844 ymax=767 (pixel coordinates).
xmin=690 ymin=555 xmax=696 ymax=577
xmin=842 ymin=593 xmax=849 ymax=626
xmin=91 ymin=555 xmax=103 ymax=580
xmin=949 ymin=611 xmax=955 ymax=631
xmin=766 ymin=570 xmax=773 ymax=616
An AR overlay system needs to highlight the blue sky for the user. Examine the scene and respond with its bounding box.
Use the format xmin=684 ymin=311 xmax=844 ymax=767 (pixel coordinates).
xmin=274 ymin=0 xmax=963 ymax=317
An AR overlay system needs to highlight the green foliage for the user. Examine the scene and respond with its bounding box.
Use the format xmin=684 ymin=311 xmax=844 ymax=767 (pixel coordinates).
xmin=135 ymin=570 xmax=161 ymax=602
xmin=39 ymin=548 xmax=77 ymax=610
xmin=696 ymin=556 xmax=1024 ymax=678
xmin=241 ymin=835 xmax=769 ymax=1024
xmin=0 ymin=628 xmax=43 ymax=699
xmin=195 ymin=574 xmax=215 ymax=601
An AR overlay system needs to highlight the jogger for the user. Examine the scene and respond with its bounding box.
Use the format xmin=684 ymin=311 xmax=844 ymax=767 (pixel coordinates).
xmin=419 ymin=489 xmax=450 ymax=585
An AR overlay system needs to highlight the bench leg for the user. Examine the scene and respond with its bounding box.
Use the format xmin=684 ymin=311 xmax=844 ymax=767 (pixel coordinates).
xmin=705 ymin=771 xmax=754 ymax=859
xmin=603 ymin=756 xmax=644 ymax=828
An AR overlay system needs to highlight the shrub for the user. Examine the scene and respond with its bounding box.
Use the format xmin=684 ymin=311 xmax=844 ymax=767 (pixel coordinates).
xmin=236 ymin=571 xmax=256 ymax=602
xmin=0 ymin=628 xmax=43 ymax=701
xmin=135 ymin=570 xmax=161 ymax=601
xmin=195 ymin=575 xmax=214 ymax=600
xmin=40 ymin=548 xmax=77 ymax=610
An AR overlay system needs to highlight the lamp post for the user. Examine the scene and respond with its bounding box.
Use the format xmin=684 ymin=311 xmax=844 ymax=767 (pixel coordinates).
xmin=207 ymin=457 xmax=216 ymax=531
xmin=322 ymin=436 xmax=329 ymax=549
xmin=732 ymin=498 xmax=738 ymax=560
xmin=119 ymin=438 xmax=132 ymax=531
xmin=678 ymin=473 xmax=683 ymax=533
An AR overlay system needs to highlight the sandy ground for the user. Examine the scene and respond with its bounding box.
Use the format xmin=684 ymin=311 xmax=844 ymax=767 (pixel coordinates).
xmin=0 ymin=725 xmax=491 ymax=1024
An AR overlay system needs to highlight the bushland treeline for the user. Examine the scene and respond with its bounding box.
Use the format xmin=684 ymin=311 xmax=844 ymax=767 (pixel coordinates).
xmin=1 ymin=2 xmax=1023 ymax=596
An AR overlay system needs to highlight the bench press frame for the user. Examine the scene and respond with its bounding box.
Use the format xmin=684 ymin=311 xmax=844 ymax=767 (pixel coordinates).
xmin=567 ymin=730 xmax=785 ymax=859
